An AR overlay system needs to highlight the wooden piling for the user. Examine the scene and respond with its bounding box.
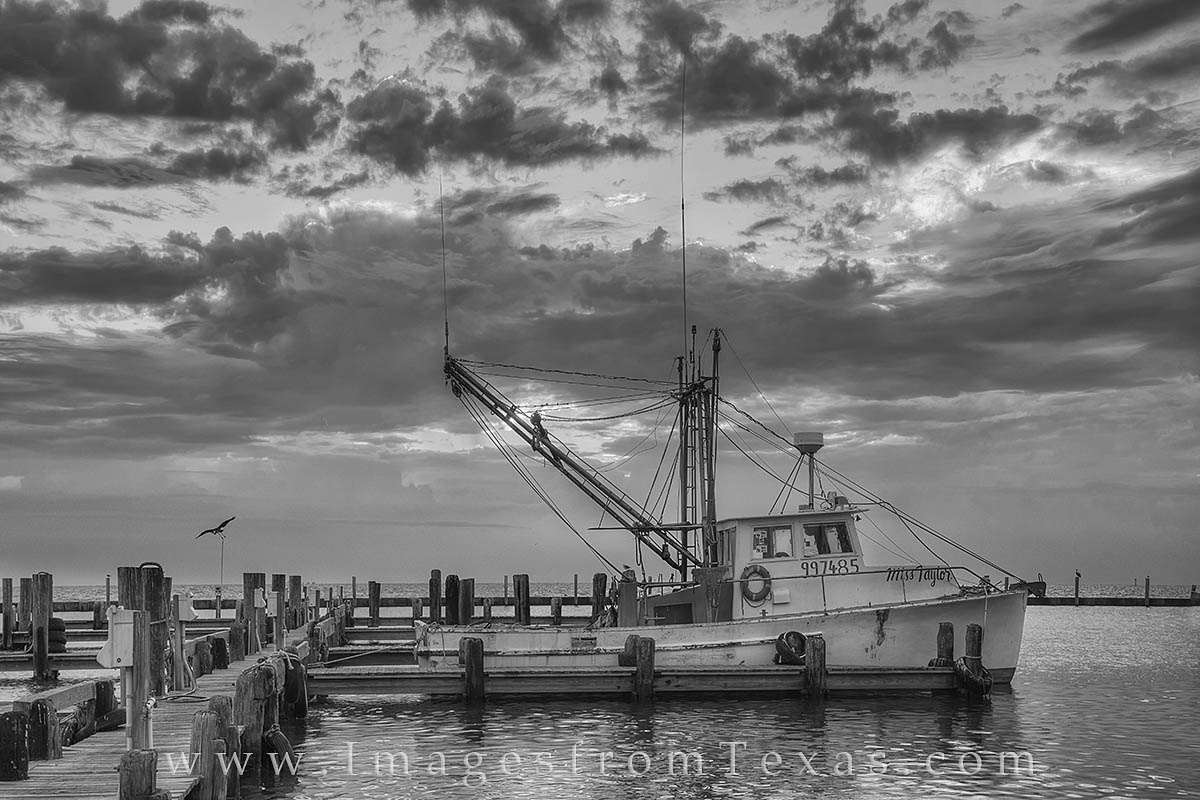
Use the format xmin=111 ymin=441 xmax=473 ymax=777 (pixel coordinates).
xmin=288 ymin=575 xmax=302 ymax=630
xmin=965 ymin=622 xmax=984 ymax=677
xmin=804 ymin=633 xmax=828 ymax=697
xmin=444 ymin=574 xmax=460 ymax=626
xmin=1 ymin=578 xmax=11 ymax=650
xmin=27 ymin=699 xmax=61 ymax=761
xmin=189 ymin=710 xmax=227 ymax=800
xmin=1074 ymin=570 xmax=1080 ymax=606
xmin=274 ymin=588 xmax=286 ymax=650
xmin=129 ymin=609 xmax=151 ymax=751
xmin=212 ymin=637 xmax=230 ymax=671
xmin=514 ymin=574 xmax=531 ymax=625
xmin=619 ymin=634 xmax=639 ymax=667
xmin=93 ymin=599 xmax=106 ymax=631
xmin=368 ymin=581 xmax=381 ymax=628
xmin=551 ymin=596 xmax=562 ymax=626
xmin=482 ymin=597 xmax=492 ymax=622
xmin=106 ymin=574 xmax=111 ymax=605
xmin=0 ymin=710 xmax=29 ymax=780
xmin=233 ymin=664 xmax=273 ymax=757
xmin=461 ymin=636 xmax=485 ymax=705
xmin=933 ymin=621 xmax=954 ymax=666
xmin=616 ymin=575 xmax=637 ymax=628
xmin=503 ymin=574 xmax=509 ymax=603
xmin=140 ymin=565 xmax=168 ymax=696
xmin=573 ymin=573 xmax=579 ymax=604
xmin=171 ymin=595 xmax=186 ymax=691
xmin=412 ymin=597 xmax=423 ymax=625
xmin=208 ymin=696 xmax=239 ymax=800
xmin=18 ymin=578 xmax=31 ymax=633
xmin=118 ymin=749 xmax=161 ymax=800
xmin=31 ymin=572 xmax=53 ymax=681
xmin=459 ymin=578 xmax=474 ymax=625
xmin=591 ymin=573 xmax=607 ymax=621
xmin=429 ymin=569 xmax=443 ymax=624
xmin=228 ymin=614 xmax=245 ymax=664
xmin=1144 ymin=576 xmax=1150 ymax=607
xmin=196 ymin=640 xmax=214 ymax=676
xmin=633 ymin=636 xmax=655 ymax=703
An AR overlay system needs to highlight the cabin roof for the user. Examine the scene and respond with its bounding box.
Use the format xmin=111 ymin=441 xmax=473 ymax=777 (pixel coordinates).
xmin=716 ymin=508 xmax=862 ymax=527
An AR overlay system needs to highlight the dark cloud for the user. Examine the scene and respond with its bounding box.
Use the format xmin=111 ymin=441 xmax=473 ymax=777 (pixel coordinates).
xmin=886 ymin=0 xmax=930 ymax=26
xmin=778 ymin=160 xmax=870 ymax=187
xmin=702 ymin=178 xmax=788 ymax=203
xmin=1067 ymin=0 xmax=1200 ymax=52
xmin=740 ymin=215 xmax=791 ymax=236
xmin=485 ymin=192 xmax=560 ymax=216
xmin=831 ymin=105 xmax=1043 ymax=164
xmin=283 ymin=169 xmax=372 ymax=199
xmin=407 ymin=0 xmax=609 ymax=65
xmin=635 ymin=0 xmax=722 ymax=57
xmin=1001 ymin=3 xmax=1024 ymax=17
xmin=0 ymin=244 xmax=210 ymax=306
xmin=1063 ymin=41 xmax=1200 ymax=97
xmin=30 ymin=156 xmax=184 ymax=188
xmin=595 ymin=66 xmax=629 ymax=97
xmin=347 ymin=76 xmax=657 ymax=175
xmin=0 ymin=180 xmax=23 ymax=203
xmin=0 ymin=0 xmax=339 ymax=149
xmin=167 ymin=144 xmax=268 ymax=181
xmin=917 ymin=20 xmax=976 ymax=70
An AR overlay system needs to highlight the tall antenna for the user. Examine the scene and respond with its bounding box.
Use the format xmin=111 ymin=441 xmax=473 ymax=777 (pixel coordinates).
xmin=440 ymin=173 xmax=449 ymax=354
xmin=680 ymin=56 xmax=688 ymax=361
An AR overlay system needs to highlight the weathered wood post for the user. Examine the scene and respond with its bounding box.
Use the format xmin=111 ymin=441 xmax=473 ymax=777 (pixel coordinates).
xmin=1074 ymin=570 xmax=1080 ymax=606
xmin=591 ymin=573 xmax=607 ymax=621
xmin=482 ymin=597 xmax=492 ymax=622
xmin=0 ymin=710 xmax=29 ymax=780
xmin=445 ymin=574 xmax=460 ymax=626
xmin=18 ymin=578 xmax=31 ymax=634
xmin=514 ymin=574 xmax=531 ymax=625
xmin=128 ymin=609 xmax=152 ymax=751
xmin=461 ymin=636 xmax=485 ymax=706
xmin=31 ymin=572 xmax=53 ymax=681
xmin=804 ymin=633 xmax=828 ymax=698
xmin=503 ymin=574 xmax=509 ymax=603
xmin=935 ymin=622 xmax=954 ymax=665
xmin=106 ymin=574 xmax=112 ymax=605
xmin=368 ymin=581 xmax=381 ymax=628
xmin=233 ymin=664 xmax=273 ymax=759
xmin=274 ymin=588 xmax=286 ymax=651
xmin=140 ymin=564 xmax=168 ymax=696
xmin=93 ymin=599 xmax=106 ymax=631
xmin=228 ymin=604 xmax=246 ymax=665
xmin=313 ymin=589 xmax=322 ymax=619
xmin=189 ymin=710 xmax=227 ymax=800
xmin=1144 ymin=576 xmax=1151 ymax=607
xmin=212 ymin=637 xmax=230 ymax=671
xmin=208 ymin=696 xmax=239 ymax=800
xmin=619 ymin=634 xmax=640 ymax=667
xmin=270 ymin=574 xmax=286 ymax=639
xmin=288 ymin=575 xmax=302 ymax=630
xmin=429 ymin=569 xmax=443 ymax=624
xmin=459 ymin=578 xmax=475 ymax=625
xmin=118 ymin=749 xmax=164 ymax=800
xmin=412 ymin=597 xmax=423 ymax=626
xmin=573 ymin=573 xmax=579 ymax=604
xmin=1 ymin=578 xmax=11 ymax=650
xmin=633 ymin=636 xmax=655 ymax=703
xmin=171 ymin=595 xmax=186 ymax=691
xmin=242 ymin=573 xmax=265 ymax=655
xmin=27 ymin=699 xmax=61 ymax=761
xmin=196 ymin=640 xmax=214 ymax=676
xmin=965 ymin=622 xmax=984 ymax=687
xmin=551 ymin=596 xmax=562 ymax=626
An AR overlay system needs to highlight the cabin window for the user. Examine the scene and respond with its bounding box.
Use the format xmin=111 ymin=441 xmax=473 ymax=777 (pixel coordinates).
xmin=803 ymin=522 xmax=854 ymax=555
xmin=751 ymin=525 xmax=793 ymax=559
xmin=718 ymin=527 xmax=735 ymax=564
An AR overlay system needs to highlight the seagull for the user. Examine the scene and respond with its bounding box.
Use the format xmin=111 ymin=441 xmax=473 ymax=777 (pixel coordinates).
xmin=196 ymin=516 xmax=236 ymax=540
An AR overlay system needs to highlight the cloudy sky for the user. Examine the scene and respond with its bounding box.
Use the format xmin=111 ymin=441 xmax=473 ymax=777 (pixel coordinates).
xmin=1 ymin=0 xmax=1198 ymax=587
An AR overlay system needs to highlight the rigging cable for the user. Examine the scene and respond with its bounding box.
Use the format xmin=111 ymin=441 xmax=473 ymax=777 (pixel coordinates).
xmin=723 ymin=333 xmax=792 ymax=437
xmin=440 ymin=173 xmax=449 ymax=353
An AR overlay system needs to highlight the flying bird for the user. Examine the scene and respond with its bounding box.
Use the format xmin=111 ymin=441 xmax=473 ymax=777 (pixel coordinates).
xmin=196 ymin=516 xmax=236 ymax=539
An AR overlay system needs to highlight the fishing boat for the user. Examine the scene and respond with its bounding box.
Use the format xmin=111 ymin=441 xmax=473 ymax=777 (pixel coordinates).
xmin=419 ymin=328 xmax=1044 ymax=685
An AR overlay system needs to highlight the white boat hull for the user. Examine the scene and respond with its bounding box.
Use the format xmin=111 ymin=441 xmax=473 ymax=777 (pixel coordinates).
xmin=416 ymin=589 xmax=1027 ymax=683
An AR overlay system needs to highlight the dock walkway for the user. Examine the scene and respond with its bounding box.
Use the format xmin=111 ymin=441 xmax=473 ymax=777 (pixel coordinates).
xmin=0 ymin=653 xmax=257 ymax=800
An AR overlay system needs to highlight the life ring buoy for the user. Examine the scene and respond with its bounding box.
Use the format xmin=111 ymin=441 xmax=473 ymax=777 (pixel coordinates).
xmin=740 ymin=564 xmax=772 ymax=603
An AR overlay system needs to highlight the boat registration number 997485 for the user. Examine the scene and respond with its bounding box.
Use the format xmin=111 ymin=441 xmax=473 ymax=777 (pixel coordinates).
xmin=800 ymin=558 xmax=860 ymax=577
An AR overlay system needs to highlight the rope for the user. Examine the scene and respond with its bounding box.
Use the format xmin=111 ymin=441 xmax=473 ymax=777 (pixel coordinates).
xmin=461 ymin=359 xmax=675 ymax=386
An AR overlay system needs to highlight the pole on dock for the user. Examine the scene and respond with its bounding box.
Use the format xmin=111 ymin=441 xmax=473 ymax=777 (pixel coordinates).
xmin=140 ymin=565 xmax=167 ymax=697
xmin=118 ymin=749 xmax=164 ymax=800
xmin=1144 ymin=576 xmax=1150 ymax=607
xmin=1074 ymin=570 xmax=1080 ymax=606
xmin=208 ymin=696 xmax=239 ymax=800
xmin=127 ymin=609 xmax=151 ymax=751
xmin=461 ymin=637 xmax=485 ymax=705
xmin=188 ymin=710 xmax=226 ymax=800
xmin=18 ymin=578 xmax=31 ymax=634
xmin=514 ymin=574 xmax=531 ymax=625
xmin=228 ymin=602 xmax=245 ymax=663
xmin=171 ymin=595 xmax=186 ymax=691
xmin=804 ymin=633 xmax=827 ymax=698
xmin=591 ymin=573 xmax=607 ymax=622
xmin=633 ymin=636 xmax=655 ymax=703
xmin=31 ymin=572 xmax=53 ymax=681
xmin=573 ymin=573 xmax=579 ymax=604
xmin=933 ymin=621 xmax=954 ymax=666
xmin=412 ymin=597 xmax=422 ymax=626
xmin=27 ymin=699 xmax=62 ymax=761
xmin=617 ymin=572 xmax=637 ymax=628
xmin=274 ymin=589 xmax=286 ymax=651
xmin=459 ymin=578 xmax=474 ymax=625
xmin=430 ymin=569 xmax=443 ymax=624
xmin=1 ymin=578 xmax=11 ymax=650
xmin=963 ymin=622 xmax=986 ymax=696
xmin=288 ymin=575 xmax=302 ymax=630
xmin=106 ymin=574 xmax=111 ymax=605
xmin=551 ymin=596 xmax=562 ymax=626
xmin=368 ymin=581 xmax=381 ymax=628
xmin=0 ymin=710 xmax=29 ymax=780
xmin=503 ymin=574 xmax=509 ymax=603
xmin=445 ymin=574 xmax=460 ymax=626
xmin=482 ymin=597 xmax=492 ymax=622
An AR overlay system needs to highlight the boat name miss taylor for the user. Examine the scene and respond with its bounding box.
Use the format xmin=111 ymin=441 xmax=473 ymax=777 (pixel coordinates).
xmin=885 ymin=566 xmax=955 ymax=585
